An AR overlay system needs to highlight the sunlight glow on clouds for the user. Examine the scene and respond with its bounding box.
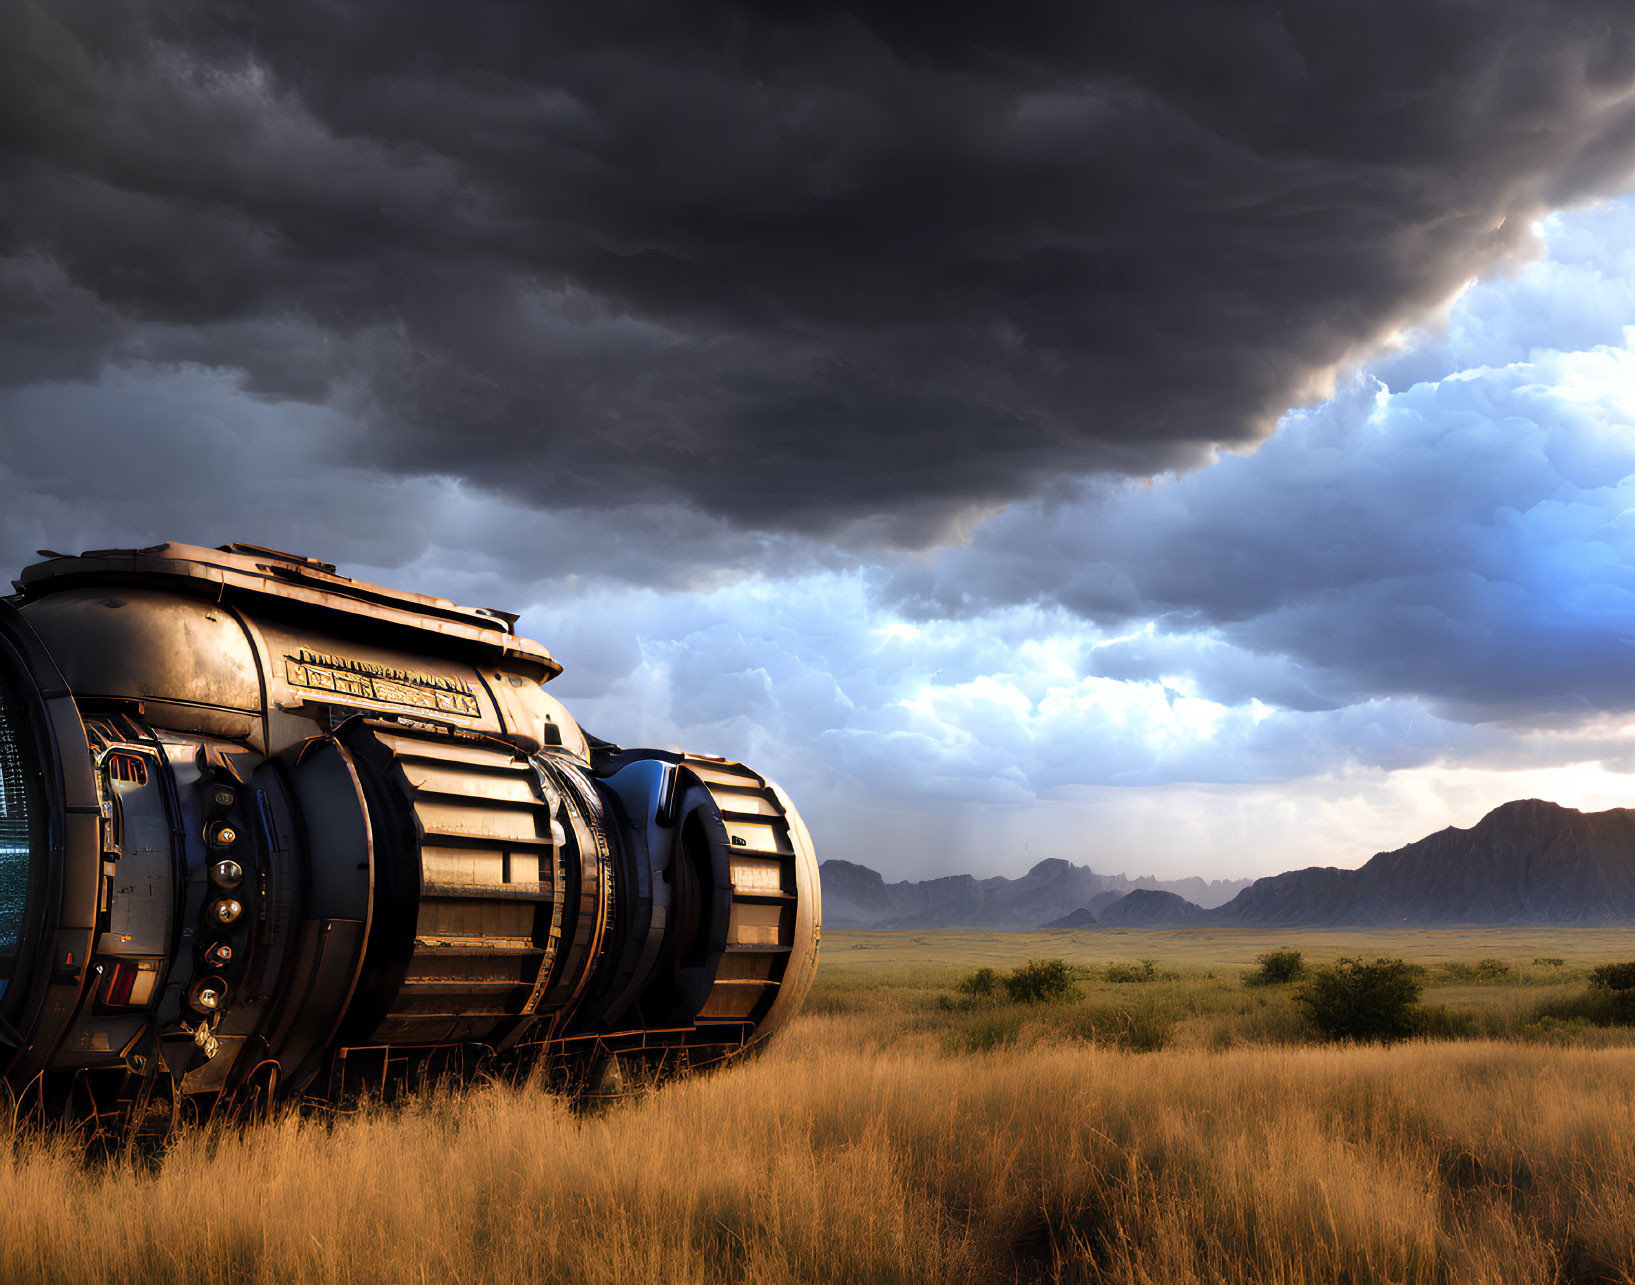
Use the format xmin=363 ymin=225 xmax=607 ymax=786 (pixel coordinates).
xmin=498 ymin=195 xmax=1635 ymax=879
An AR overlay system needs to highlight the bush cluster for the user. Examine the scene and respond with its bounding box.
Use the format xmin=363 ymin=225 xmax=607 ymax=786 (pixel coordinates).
xmin=1004 ymin=958 xmax=1081 ymax=1003
xmin=1589 ymin=962 xmax=1635 ymax=992
xmin=956 ymin=967 xmax=1002 ymax=999
xmin=1105 ymin=959 xmax=1160 ymax=984
xmin=955 ymin=959 xmax=1081 ymax=1005
xmin=1244 ymin=948 xmax=1305 ymax=986
xmin=1439 ymin=958 xmax=1512 ymax=983
xmin=933 ymin=951 xmax=1635 ymax=1057
xmin=1588 ymin=962 xmax=1635 ymax=1022
xmin=1295 ymin=957 xmax=1424 ymax=1042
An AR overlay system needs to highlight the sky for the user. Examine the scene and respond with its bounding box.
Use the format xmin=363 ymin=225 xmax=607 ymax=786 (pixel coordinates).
xmin=5 ymin=3 xmax=1635 ymax=880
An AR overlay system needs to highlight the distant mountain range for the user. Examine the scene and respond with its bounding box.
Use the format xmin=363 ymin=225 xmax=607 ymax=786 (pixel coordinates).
xmin=820 ymin=800 xmax=1635 ymax=929
xmin=820 ymin=855 xmax=1252 ymax=929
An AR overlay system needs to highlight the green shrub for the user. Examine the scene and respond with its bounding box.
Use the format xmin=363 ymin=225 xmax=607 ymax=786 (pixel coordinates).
xmin=1587 ymin=962 xmax=1635 ymax=1022
xmin=957 ymin=966 xmax=1002 ymax=999
xmin=1589 ymin=962 xmax=1635 ymax=992
xmin=1533 ymin=957 xmax=1565 ymax=967
xmin=1294 ymin=957 xmax=1424 ymax=1042
xmin=1003 ymin=958 xmax=1080 ymax=1004
xmin=1105 ymin=959 xmax=1159 ymax=984
xmin=1244 ymin=948 xmax=1305 ymax=986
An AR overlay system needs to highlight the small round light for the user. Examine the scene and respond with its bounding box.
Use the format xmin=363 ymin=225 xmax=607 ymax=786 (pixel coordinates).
xmin=212 ymin=787 xmax=236 ymax=809
xmin=188 ymin=979 xmax=226 ymax=1013
xmin=210 ymin=859 xmax=244 ymax=888
xmin=209 ymin=823 xmax=238 ymax=848
xmin=204 ymin=942 xmax=233 ymax=969
xmin=210 ymin=898 xmax=243 ymax=925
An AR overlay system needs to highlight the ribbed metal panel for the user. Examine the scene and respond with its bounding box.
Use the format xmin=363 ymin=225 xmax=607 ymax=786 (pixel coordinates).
xmin=682 ymin=757 xmax=801 ymax=1026
xmin=366 ymin=728 xmax=562 ymax=1045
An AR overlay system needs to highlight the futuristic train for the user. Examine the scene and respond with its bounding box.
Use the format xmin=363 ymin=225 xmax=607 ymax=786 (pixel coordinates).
xmin=0 ymin=543 xmax=820 ymax=1126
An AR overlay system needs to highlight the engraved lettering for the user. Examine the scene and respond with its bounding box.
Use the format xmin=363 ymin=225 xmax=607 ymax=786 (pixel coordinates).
xmin=284 ymin=649 xmax=481 ymax=718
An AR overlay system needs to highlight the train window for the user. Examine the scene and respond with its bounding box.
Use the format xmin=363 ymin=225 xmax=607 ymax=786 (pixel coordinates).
xmin=0 ymin=690 xmax=38 ymax=984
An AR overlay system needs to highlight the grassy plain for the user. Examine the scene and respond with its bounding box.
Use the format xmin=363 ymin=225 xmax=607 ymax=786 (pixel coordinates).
xmin=4 ymin=926 xmax=1635 ymax=1283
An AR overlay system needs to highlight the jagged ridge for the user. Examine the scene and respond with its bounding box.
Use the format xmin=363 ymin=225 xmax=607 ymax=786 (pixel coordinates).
xmin=821 ymin=800 xmax=1635 ymax=930
xmin=1209 ymin=799 xmax=1635 ymax=926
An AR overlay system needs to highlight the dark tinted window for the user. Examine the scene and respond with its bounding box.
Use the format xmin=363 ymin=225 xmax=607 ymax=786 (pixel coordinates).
xmin=0 ymin=691 xmax=35 ymax=976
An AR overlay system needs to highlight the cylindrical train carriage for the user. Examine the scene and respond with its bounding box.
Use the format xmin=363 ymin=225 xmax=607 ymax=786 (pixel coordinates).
xmin=0 ymin=543 xmax=820 ymax=1121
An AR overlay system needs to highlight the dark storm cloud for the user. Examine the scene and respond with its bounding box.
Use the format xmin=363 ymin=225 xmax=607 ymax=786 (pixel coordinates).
xmin=0 ymin=367 xmax=845 ymax=604
xmin=5 ymin=1 xmax=1635 ymax=541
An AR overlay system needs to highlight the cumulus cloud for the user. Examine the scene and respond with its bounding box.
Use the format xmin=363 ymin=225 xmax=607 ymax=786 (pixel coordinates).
xmin=505 ymin=562 xmax=1635 ymax=879
xmin=5 ymin=1 xmax=1635 ymax=546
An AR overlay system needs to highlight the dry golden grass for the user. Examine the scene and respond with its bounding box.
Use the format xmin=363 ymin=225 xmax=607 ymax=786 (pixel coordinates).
xmin=4 ymin=927 xmax=1635 ymax=1283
